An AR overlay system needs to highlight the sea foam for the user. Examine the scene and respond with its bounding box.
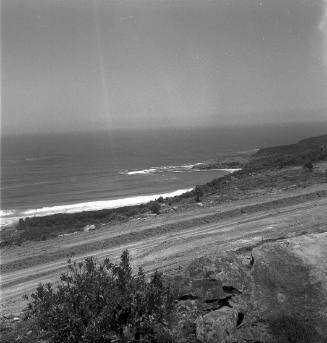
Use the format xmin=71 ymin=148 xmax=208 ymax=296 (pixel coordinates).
xmin=120 ymin=164 xmax=241 ymax=175
xmin=0 ymin=188 xmax=193 ymax=227
xmin=120 ymin=163 xmax=205 ymax=175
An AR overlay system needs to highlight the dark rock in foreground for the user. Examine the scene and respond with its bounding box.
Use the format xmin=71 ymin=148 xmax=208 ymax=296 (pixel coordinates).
xmin=171 ymin=232 xmax=327 ymax=342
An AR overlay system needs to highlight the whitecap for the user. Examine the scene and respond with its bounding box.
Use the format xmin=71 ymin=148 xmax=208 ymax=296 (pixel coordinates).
xmin=124 ymin=168 xmax=157 ymax=175
xmin=19 ymin=188 xmax=194 ymax=218
xmin=120 ymin=162 xmax=242 ymax=176
xmin=218 ymin=168 xmax=242 ymax=172
xmin=121 ymin=163 xmax=199 ymax=175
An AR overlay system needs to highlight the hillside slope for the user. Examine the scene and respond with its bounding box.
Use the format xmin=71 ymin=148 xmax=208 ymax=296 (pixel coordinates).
xmin=244 ymin=134 xmax=327 ymax=171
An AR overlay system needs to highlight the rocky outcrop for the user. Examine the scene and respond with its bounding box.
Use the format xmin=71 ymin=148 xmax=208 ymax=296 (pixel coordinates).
xmin=171 ymin=232 xmax=327 ymax=343
xmin=251 ymin=233 xmax=327 ymax=341
xmin=171 ymin=252 xmax=254 ymax=342
xmin=196 ymin=307 xmax=238 ymax=342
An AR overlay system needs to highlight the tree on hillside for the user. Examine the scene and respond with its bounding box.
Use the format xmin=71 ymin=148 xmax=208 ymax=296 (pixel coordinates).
xmin=149 ymin=201 xmax=161 ymax=214
xmin=303 ymin=161 xmax=313 ymax=172
xmin=194 ymin=185 xmax=204 ymax=203
xmin=24 ymin=250 xmax=175 ymax=342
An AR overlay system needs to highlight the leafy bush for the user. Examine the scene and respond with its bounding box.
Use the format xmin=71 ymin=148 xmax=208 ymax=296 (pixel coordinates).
xmin=0 ymin=317 xmax=38 ymax=343
xmin=148 ymin=201 xmax=161 ymax=215
xmin=194 ymin=185 xmax=204 ymax=203
xmin=24 ymin=250 xmax=175 ymax=342
xmin=303 ymin=161 xmax=313 ymax=172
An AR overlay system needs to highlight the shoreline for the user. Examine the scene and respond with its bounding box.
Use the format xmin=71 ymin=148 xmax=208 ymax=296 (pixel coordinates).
xmin=0 ymin=187 xmax=194 ymax=228
xmin=0 ymin=168 xmax=241 ymax=228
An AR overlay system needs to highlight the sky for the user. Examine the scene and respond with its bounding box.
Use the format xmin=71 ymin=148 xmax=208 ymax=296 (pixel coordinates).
xmin=2 ymin=0 xmax=327 ymax=134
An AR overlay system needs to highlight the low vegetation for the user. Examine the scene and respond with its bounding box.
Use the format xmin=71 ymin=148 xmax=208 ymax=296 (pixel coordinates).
xmin=194 ymin=185 xmax=204 ymax=202
xmin=18 ymin=250 xmax=175 ymax=343
xmin=0 ymin=203 xmax=162 ymax=247
xmin=148 ymin=201 xmax=161 ymax=215
xmin=243 ymin=134 xmax=327 ymax=172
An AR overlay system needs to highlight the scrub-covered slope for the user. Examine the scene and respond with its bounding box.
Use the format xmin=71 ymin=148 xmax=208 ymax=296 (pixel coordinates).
xmin=244 ymin=134 xmax=327 ymax=171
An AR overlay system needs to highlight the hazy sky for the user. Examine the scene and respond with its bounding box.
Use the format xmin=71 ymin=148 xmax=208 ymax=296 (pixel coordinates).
xmin=2 ymin=0 xmax=327 ymax=134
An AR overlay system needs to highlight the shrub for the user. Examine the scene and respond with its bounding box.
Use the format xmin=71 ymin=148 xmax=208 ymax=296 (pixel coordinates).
xmin=149 ymin=201 xmax=161 ymax=215
xmin=24 ymin=250 xmax=175 ymax=342
xmin=194 ymin=186 xmax=204 ymax=203
xmin=0 ymin=317 xmax=38 ymax=343
xmin=303 ymin=161 xmax=313 ymax=172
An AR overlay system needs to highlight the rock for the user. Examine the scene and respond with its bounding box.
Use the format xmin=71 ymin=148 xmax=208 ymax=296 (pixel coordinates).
xmin=252 ymin=239 xmax=322 ymax=316
xmin=172 ymin=233 xmax=327 ymax=342
xmin=172 ymin=318 xmax=198 ymax=343
xmin=230 ymin=321 xmax=274 ymax=343
xmin=250 ymin=233 xmax=327 ymax=340
xmin=172 ymin=253 xmax=254 ymax=342
xmin=196 ymin=307 xmax=238 ymax=343
xmin=174 ymin=253 xmax=253 ymax=315
xmin=176 ymin=257 xmax=224 ymax=304
xmin=83 ymin=224 xmax=96 ymax=232
xmin=212 ymin=253 xmax=253 ymax=295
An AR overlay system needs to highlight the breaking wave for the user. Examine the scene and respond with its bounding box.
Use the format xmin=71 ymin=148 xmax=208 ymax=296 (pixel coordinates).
xmin=119 ymin=163 xmax=205 ymax=175
xmin=0 ymin=188 xmax=193 ymax=228
xmin=120 ymin=163 xmax=240 ymax=175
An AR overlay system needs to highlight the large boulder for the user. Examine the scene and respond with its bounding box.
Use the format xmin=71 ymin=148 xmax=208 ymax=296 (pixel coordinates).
xmin=195 ymin=307 xmax=238 ymax=343
xmin=171 ymin=253 xmax=254 ymax=342
xmin=173 ymin=253 xmax=253 ymax=312
xmin=250 ymin=233 xmax=327 ymax=341
xmin=171 ymin=232 xmax=327 ymax=342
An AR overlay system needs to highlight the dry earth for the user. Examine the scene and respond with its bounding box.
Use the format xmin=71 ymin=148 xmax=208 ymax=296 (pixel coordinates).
xmin=1 ymin=182 xmax=327 ymax=319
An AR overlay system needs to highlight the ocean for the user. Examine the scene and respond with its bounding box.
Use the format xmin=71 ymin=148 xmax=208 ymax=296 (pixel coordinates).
xmin=1 ymin=123 xmax=327 ymax=226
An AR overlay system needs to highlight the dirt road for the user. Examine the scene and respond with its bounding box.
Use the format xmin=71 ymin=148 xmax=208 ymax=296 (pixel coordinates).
xmin=1 ymin=184 xmax=327 ymax=316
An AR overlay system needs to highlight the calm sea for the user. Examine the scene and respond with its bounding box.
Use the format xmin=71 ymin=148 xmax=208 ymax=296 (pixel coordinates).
xmin=1 ymin=123 xmax=326 ymax=226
